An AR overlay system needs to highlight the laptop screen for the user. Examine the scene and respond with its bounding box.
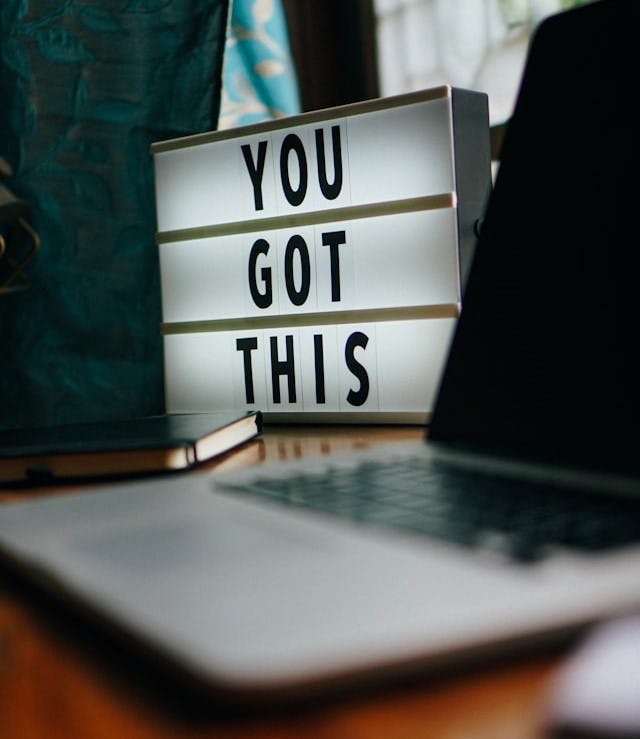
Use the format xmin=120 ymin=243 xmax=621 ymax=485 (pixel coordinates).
xmin=430 ymin=0 xmax=640 ymax=466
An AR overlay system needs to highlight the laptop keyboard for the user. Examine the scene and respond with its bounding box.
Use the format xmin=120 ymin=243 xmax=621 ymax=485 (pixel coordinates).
xmin=219 ymin=454 xmax=640 ymax=563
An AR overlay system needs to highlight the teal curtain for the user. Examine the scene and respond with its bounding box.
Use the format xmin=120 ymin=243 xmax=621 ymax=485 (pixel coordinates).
xmin=220 ymin=0 xmax=300 ymax=129
xmin=0 ymin=0 xmax=229 ymax=429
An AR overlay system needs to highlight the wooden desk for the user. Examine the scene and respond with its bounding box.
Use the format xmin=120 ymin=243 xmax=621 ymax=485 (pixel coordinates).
xmin=0 ymin=426 xmax=562 ymax=739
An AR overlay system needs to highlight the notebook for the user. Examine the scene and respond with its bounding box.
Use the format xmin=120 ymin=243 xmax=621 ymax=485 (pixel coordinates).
xmin=1 ymin=0 xmax=639 ymax=705
xmin=0 ymin=412 xmax=262 ymax=484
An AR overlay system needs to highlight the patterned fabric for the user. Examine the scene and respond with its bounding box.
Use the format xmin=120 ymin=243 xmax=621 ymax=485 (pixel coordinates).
xmin=219 ymin=0 xmax=300 ymax=129
xmin=0 ymin=0 xmax=229 ymax=429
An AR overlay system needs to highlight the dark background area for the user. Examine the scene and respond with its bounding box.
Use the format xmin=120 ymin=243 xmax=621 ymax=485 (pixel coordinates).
xmin=281 ymin=0 xmax=379 ymax=112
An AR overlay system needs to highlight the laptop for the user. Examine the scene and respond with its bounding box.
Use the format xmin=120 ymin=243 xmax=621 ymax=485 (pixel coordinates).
xmin=1 ymin=0 xmax=640 ymax=705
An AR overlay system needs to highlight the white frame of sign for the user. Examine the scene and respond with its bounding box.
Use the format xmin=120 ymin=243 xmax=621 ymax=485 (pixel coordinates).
xmin=152 ymin=87 xmax=491 ymax=424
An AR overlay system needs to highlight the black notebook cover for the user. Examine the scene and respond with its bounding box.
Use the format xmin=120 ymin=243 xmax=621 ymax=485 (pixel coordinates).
xmin=0 ymin=412 xmax=262 ymax=483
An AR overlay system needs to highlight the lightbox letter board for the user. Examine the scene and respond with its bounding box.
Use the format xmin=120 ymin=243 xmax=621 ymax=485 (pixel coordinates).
xmin=152 ymin=87 xmax=491 ymax=423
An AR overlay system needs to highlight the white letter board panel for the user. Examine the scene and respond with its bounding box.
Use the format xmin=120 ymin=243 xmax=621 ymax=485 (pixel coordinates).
xmin=152 ymin=87 xmax=491 ymax=423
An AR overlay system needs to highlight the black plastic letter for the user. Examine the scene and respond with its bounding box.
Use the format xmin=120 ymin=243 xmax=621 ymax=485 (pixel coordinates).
xmin=236 ymin=337 xmax=258 ymax=404
xmin=248 ymin=238 xmax=272 ymax=309
xmin=321 ymin=230 xmax=346 ymax=302
xmin=270 ymin=335 xmax=296 ymax=403
xmin=314 ymin=334 xmax=326 ymax=404
xmin=345 ymin=331 xmax=369 ymax=407
xmin=284 ymin=234 xmax=311 ymax=306
xmin=241 ymin=141 xmax=268 ymax=211
xmin=279 ymin=133 xmax=307 ymax=207
xmin=315 ymin=125 xmax=343 ymax=200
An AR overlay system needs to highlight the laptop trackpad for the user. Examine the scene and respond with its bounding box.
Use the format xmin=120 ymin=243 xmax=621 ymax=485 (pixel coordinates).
xmin=73 ymin=513 xmax=327 ymax=572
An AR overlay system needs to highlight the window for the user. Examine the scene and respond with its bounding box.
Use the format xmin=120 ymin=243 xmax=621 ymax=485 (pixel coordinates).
xmin=374 ymin=0 xmax=594 ymax=124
